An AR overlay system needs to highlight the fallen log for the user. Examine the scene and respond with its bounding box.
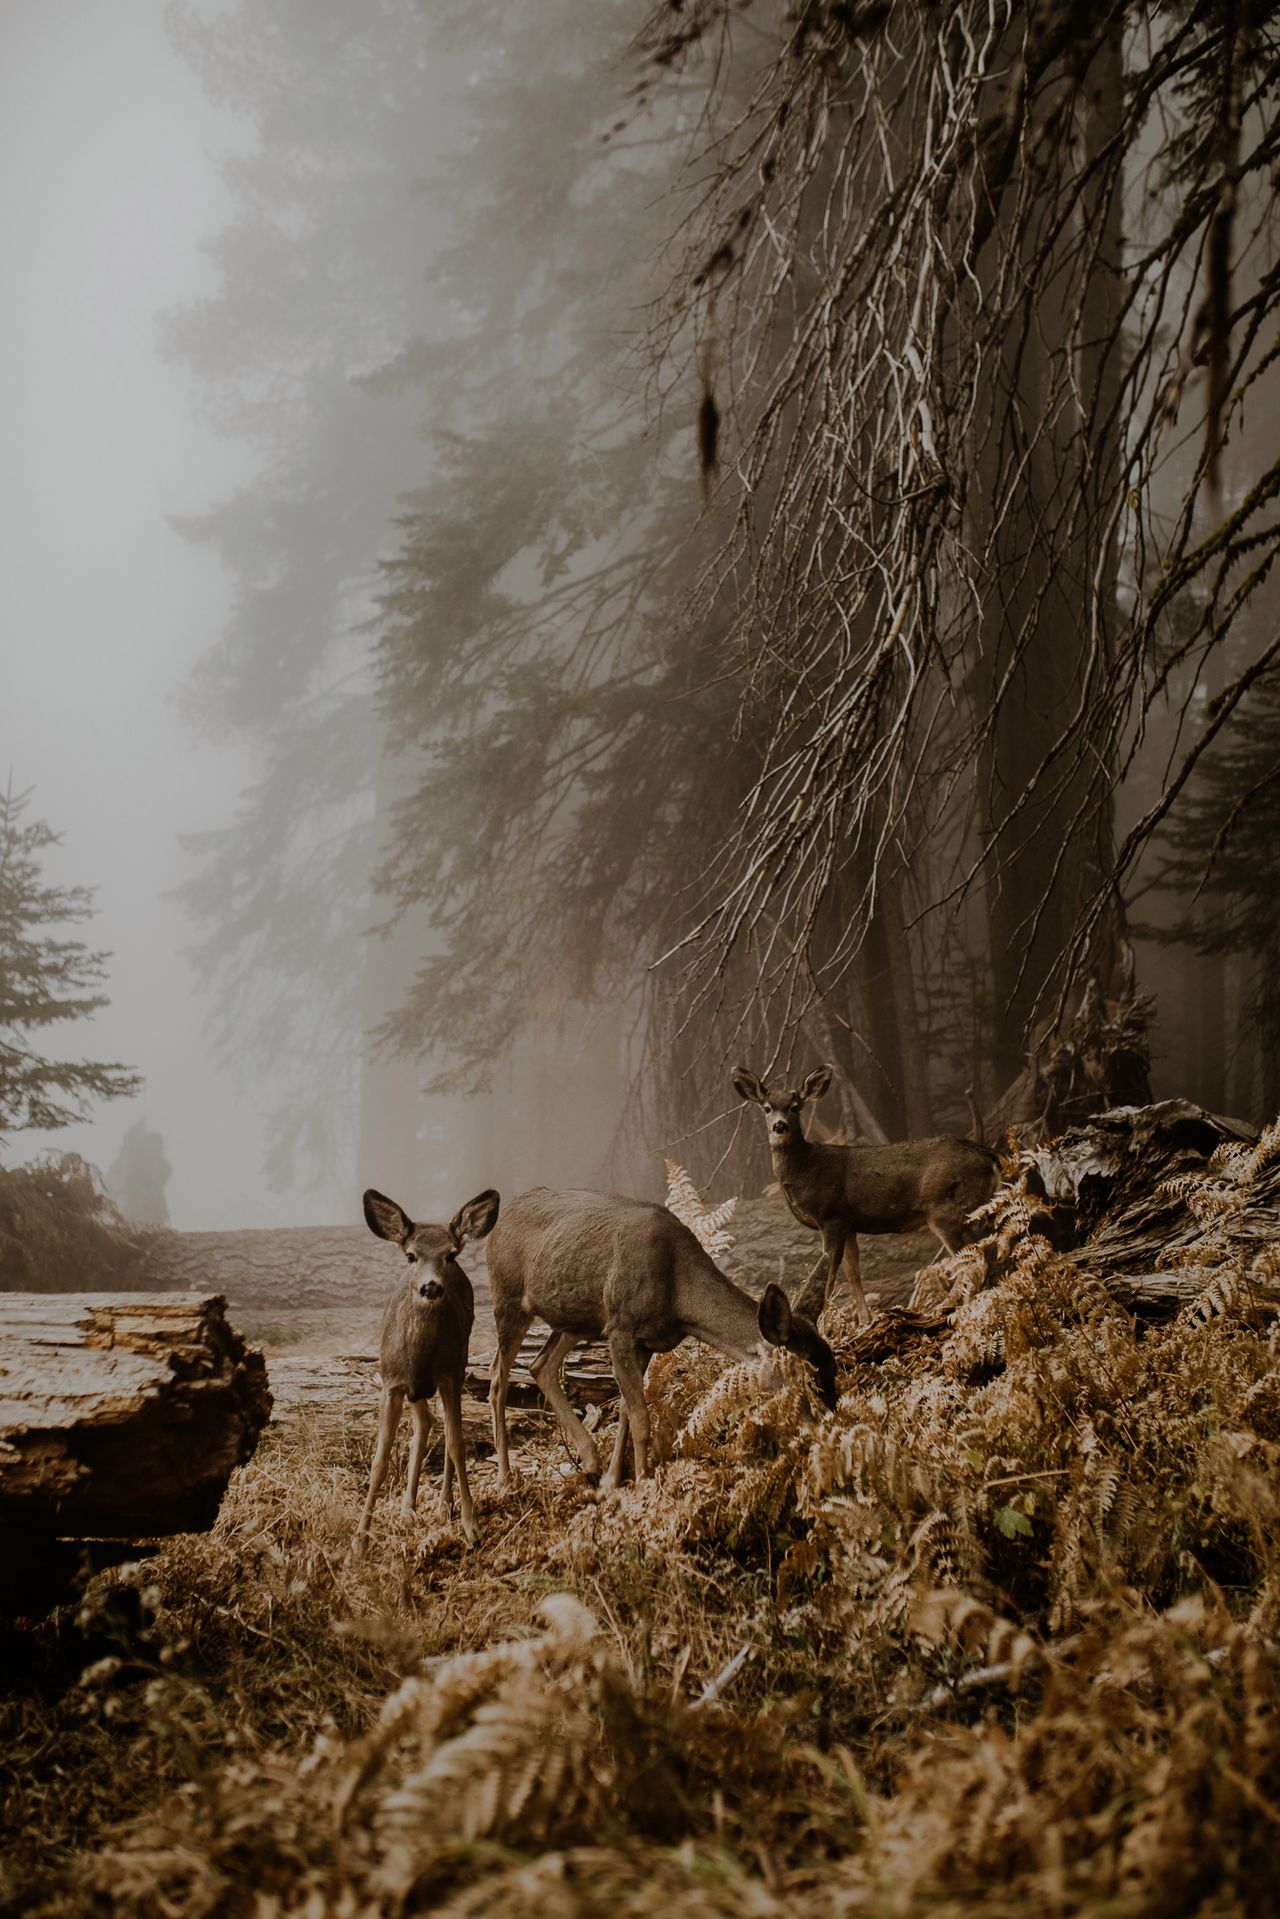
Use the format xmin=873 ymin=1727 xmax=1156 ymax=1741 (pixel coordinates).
xmin=843 ymin=1307 xmax=954 ymax=1364
xmin=0 ymin=1293 xmax=270 ymax=1617
xmin=268 ymin=1353 xmax=549 ymax=1452
xmin=465 ymin=1333 xmax=619 ymax=1408
xmin=1029 ymin=1099 xmax=1274 ymax=1296
xmin=140 ymin=1224 xmax=385 ymax=1306
xmin=912 ymin=1099 xmax=1280 ymax=1322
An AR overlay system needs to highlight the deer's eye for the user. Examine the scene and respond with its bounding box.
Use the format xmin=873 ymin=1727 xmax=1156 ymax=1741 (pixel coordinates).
xmin=406 ymin=1250 xmax=418 ymax=1264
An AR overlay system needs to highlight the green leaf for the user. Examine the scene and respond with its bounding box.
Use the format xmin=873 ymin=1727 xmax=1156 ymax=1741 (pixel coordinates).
xmin=995 ymin=1505 xmax=1034 ymax=1539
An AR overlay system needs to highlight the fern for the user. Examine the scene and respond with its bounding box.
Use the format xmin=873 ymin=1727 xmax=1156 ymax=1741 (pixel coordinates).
xmin=664 ymin=1159 xmax=737 ymax=1262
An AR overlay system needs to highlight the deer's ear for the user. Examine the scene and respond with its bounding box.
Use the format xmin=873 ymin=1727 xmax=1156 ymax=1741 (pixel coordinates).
xmin=364 ymin=1189 xmax=412 ymax=1244
xmin=802 ymin=1064 xmax=833 ymax=1102
xmin=450 ymin=1188 xmax=500 ymax=1246
xmin=758 ymin=1281 xmax=794 ymax=1347
xmin=732 ymin=1066 xmax=766 ymax=1105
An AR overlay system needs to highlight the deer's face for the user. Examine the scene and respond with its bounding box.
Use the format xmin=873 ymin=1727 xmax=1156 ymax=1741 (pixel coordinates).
xmin=363 ymin=1186 xmax=500 ymax=1301
xmin=732 ymin=1065 xmax=832 ymax=1144
xmin=400 ymin=1224 xmax=462 ymax=1302
xmin=761 ymin=1088 xmax=805 ymax=1145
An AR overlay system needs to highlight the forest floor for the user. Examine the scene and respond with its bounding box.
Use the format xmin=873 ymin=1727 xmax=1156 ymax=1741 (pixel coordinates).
xmin=3 ymin=1173 xmax=1279 ymax=1917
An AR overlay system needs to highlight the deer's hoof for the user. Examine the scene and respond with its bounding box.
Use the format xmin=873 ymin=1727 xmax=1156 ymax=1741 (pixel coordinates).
xmin=461 ymin=1520 xmax=479 ymax=1548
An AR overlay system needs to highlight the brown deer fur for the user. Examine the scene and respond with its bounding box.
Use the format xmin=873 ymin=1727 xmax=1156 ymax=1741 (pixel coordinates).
xmin=355 ymin=1186 xmax=499 ymax=1549
xmin=733 ymin=1065 xmax=999 ymax=1324
xmin=486 ymin=1186 xmax=838 ymax=1492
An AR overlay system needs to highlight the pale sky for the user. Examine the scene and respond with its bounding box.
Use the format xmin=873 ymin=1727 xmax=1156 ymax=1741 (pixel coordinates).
xmin=0 ymin=1 xmax=312 ymax=1227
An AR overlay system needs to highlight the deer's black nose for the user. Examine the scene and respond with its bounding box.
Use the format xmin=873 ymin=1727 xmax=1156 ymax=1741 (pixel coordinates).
xmin=772 ymin=1119 xmax=789 ymax=1134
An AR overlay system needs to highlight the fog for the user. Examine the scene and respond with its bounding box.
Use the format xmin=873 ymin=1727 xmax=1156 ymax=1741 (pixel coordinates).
xmin=2 ymin=4 xmax=1276 ymax=1241
xmin=0 ymin=2 xmax=278 ymax=1226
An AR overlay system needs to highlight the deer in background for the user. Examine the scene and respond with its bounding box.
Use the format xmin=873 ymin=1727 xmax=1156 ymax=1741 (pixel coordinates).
xmin=354 ymin=1186 xmax=500 ymax=1550
xmin=486 ymin=1186 xmax=838 ymax=1493
xmin=732 ymin=1065 xmax=1000 ymax=1325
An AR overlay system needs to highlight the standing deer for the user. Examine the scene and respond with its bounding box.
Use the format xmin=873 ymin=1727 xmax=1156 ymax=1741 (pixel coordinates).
xmin=486 ymin=1186 xmax=838 ymax=1493
xmin=732 ymin=1065 xmax=1000 ymax=1325
xmin=354 ymin=1186 xmax=500 ymax=1550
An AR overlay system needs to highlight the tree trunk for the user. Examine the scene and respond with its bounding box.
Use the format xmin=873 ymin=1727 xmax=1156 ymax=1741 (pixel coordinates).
xmin=978 ymin=25 xmax=1127 ymax=1083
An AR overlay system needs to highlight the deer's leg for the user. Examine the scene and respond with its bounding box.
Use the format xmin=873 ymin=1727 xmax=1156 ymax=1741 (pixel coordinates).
xmin=354 ymin=1384 xmax=405 ymax=1549
xmin=841 ymin=1235 xmax=871 ymax=1326
xmin=439 ymin=1374 xmax=477 ymax=1545
xmin=604 ymin=1336 xmax=650 ymax=1488
xmin=932 ymin=1204 xmax=983 ymax=1256
xmin=792 ymin=1250 xmax=830 ymax=1323
xmin=602 ymin=1352 xmax=650 ymax=1489
xmin=529 ymin=1329 xmax=603 ymax=1479
xmin=402 ymin=1395 xmax=434 ymax=1517
xmin=819 ymin=1224 xmax=848 ymax=1323
xmin=604 ymin=1404 xmax=629 ymax=1487
xmin=489 ymin=1309 xmax=533 ymax=1489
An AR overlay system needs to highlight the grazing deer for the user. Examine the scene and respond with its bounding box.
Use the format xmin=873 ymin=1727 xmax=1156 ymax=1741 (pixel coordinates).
xmin=486 ymin=1186 xmax=838 ymax=1493
xmin=732 ymin=1065 xmax=999 ymax=1325
xmin=354 ymin=1186 xmax=500 ymax=1550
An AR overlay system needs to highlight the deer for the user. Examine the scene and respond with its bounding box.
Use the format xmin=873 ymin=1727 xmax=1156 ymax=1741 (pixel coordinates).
xmin=353 ymin=1185 xmax=500 ymax=1551
xmin=732 ymin=1064 xmax=1000 ymax=1326
xmin=485 ymin=1186 xmax=838 ymax=1494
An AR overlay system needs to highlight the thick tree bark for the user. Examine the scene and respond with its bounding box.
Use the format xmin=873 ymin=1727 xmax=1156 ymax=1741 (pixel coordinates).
xmin=141 ymin=1224 xmax=390 ymax=1304
xmin=978 ymin=26 xmax=1128 ymax=1084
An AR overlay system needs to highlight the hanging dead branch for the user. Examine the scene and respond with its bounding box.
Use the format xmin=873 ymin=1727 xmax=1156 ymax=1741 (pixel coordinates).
xmin=640 ymin=1 xmax=1280 ymax=1055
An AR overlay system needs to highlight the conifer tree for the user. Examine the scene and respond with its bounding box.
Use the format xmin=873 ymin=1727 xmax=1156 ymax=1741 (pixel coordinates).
xmin=0 ymin=783 xmax=140 ymax=1139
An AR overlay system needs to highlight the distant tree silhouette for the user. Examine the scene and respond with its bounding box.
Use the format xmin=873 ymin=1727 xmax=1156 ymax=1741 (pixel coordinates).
xmin=106 ymin=1119 xmax=172 ymax=1226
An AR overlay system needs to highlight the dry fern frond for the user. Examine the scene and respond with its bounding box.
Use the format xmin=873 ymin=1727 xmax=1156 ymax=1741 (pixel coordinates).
xmin=675 ymin=1351 xmax=775 ymax=1456
xmin=912 ymin=1587 xmax=1040 ymax=1689
xmin=664 ymin=1159 xmax=737 ymax=1262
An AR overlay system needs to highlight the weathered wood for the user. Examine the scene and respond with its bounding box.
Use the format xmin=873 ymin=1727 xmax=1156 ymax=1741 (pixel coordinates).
xmin=0 ymin=1293 xmax=271 ymax=1546
xmin=985 ymin=964 xmax=1154 ymax=1143
xmin=465 ymin=1333 xmax=619 ymax=1408
xmin=844 ymin=1307 xmax=954 ymax=1364
xmin=1030 ymin=1099 xmax=1270 ymax=1293
xmin=267 ymin=1355 xmax=550 ymax=1463
xmin=141 ymin=1224 xmax=387 ymax=1306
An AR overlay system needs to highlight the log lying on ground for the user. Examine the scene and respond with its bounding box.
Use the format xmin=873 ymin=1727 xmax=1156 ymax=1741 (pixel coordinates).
xmin=140 ymin=1224 xmax=386 ymax=1304
xmin=465 ymin=1333 xmax=619 ymax=1408
xmin=1030 ymin=1099 xmax=1276 ymax=1311
xmin=906 ymin=1100 xmax=1280 ymax=1324
xmin=0 ymin=1293 xmax=270 ymax=1616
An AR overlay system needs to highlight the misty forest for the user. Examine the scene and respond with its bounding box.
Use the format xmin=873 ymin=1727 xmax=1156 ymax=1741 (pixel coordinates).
xmin=4 ymin=3 xmax=1280 ymax=1914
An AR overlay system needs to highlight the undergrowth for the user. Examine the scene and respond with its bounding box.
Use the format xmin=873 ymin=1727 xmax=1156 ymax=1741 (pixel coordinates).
xmin=0 ymin=1153 xmax=163 ymax=1291
xmin=4 ymin=1152 xmax=1280 ymax=1916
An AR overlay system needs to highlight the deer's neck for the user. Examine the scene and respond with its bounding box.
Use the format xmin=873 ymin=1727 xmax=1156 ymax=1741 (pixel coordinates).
xmin=771 ymin=1128 xmax=819 ymax=1177
xmin=672 ymin=1247 xmax=763 ymax=1362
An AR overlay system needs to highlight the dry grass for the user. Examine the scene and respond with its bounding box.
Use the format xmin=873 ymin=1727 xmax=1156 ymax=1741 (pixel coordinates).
xmin=4 ymin=1158 xmax=1280 ymax=1917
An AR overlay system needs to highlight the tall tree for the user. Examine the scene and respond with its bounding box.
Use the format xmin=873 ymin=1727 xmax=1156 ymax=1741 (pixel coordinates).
xmin=631 ymin=0 xmax=1280 ymax=1116
xmin=369 ymin=0 xmax=756 ymax=1181
xmin=166 ymin=0 xmax=465 ymax=1192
